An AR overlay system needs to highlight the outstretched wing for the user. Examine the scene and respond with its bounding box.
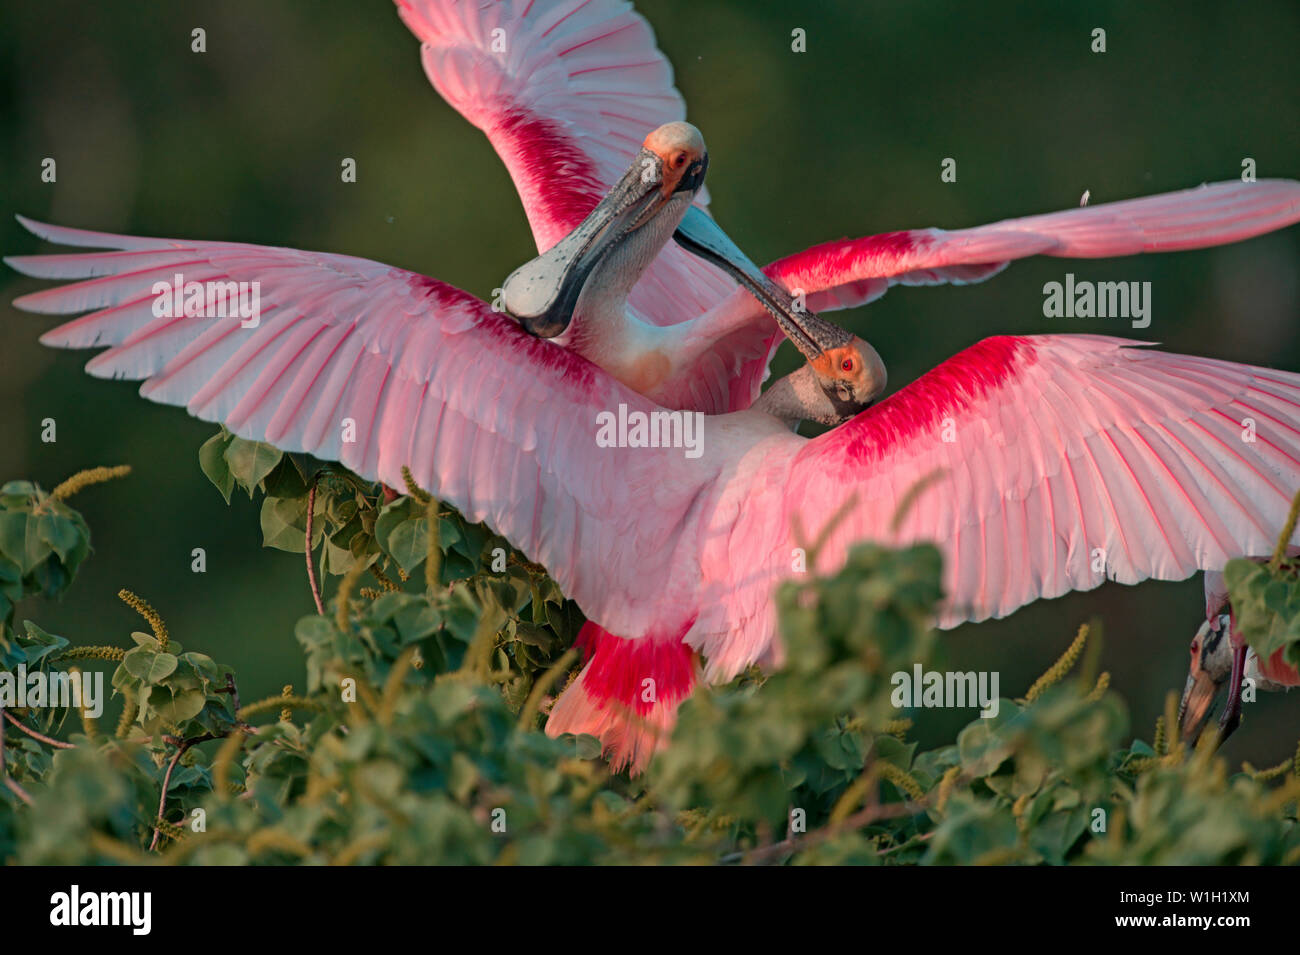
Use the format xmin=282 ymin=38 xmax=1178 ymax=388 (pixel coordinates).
xmin=780 ymin=335 xmax=1300 ymax=633
xmin=699 ymin=180 xmax=1300 ymax=413
xmin=395 ymin=0 xmax=734 ymax=327
xmin=768 ymin=179 xmax=1300 ymax=312
xmin=5 ymin=217 xmax=721 ymax=634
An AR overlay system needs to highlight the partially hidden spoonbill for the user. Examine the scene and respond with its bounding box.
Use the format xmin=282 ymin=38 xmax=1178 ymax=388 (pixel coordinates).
xmin=1179 ymin=559 xmax=1300 ymax=744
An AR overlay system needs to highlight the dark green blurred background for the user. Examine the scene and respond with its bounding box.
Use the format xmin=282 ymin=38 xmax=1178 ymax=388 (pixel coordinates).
xmin=2 ymin=1 xmax=1298 ymax=762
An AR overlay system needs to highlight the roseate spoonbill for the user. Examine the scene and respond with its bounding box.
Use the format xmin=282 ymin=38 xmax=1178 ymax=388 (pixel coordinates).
xmin=395 ymin=0 xmax=1300 ymax=416
xmin=498 ymin=120 xmax=885 ymax=413
xmin=1179 ymin=563 xmax=1300 ymax=743
xmin=9 ymin=205 xmax=1300 ymax=768
xmin=9 ymin=0 xmax=1300 ymax=773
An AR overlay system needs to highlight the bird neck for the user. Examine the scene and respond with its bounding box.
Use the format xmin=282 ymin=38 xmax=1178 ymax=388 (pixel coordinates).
xmin=571 ymin=193 xmax=693 ymax=334
xmin=752 ymin=364 xmax=849 ymax=427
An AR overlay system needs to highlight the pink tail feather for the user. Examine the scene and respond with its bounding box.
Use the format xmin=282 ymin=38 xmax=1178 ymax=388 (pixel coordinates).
xmin=545 ymin=621 xmax=697 ymax=774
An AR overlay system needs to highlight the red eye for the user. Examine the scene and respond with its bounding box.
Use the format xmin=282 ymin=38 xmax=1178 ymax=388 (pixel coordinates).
xmin=673 ymin=153 xmax=687 ymax=168
xmin=840 ymin=357 xmax=854 ymax=372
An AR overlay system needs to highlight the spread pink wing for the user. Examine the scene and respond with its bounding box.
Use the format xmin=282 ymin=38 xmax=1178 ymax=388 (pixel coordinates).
xmin=707 ymin=180 xmax=1300 ymax=413
xmin=395 ymin=0 xmax=734 ymax=327
xmin=5 ymin=217 xmax=716 ymax=635
xmin=769 ymin=179 xmax=1300 ymax=312
xmin=774 ymin=335 xmax=1300 ymax=636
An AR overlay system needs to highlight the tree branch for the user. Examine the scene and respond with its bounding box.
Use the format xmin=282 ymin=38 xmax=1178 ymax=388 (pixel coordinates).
xmin=3 ymin=708 xmax=75 ymax=749
xmin=0 ymin=703 xmax=35 ymax=806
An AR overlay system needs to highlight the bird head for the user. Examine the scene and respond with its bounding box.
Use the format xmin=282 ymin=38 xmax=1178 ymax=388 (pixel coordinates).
xmin=805 ymin=333 xmax=888 ymax=417
xmin=641 ymin=122 xmax=709 ymax=199
xmin=501 ymin=122 xmax=709 ymax=338
xmin=1178 ymin=614 xmax=1234 ymax=743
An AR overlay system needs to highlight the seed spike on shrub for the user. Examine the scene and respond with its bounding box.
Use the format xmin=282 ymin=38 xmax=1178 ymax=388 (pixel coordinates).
xmin=400 ymin=465 xmax=431 ymax=503
xmin=1261 ymin=777 xmax=1300 ymax=814
xmin=212 ymin=730 xmax=246 ymax=799
xmin=517 ymin=647 xmax=579 ymax=730
xmin=45 ymin=464 xmax=131 ymax=507
xmin=829 ymin=771 xmax=875 ymax=825
xmin=156 ymin=818 xmax=185 ymax=843
xmin=67 ymin=666 xmax=97 ymax=737
xmin=239 ymin=694 xmax=320 ymax=720
xmin=115 ymin=691 xmax=138 ymax=738
xmin=1248 ymin=758 xmax=1291 ymax=781
xmin=335 ymin=563 xmax=366 ymax=631
xmin=370 ymin=565 xmax=401 ymax=592
xmin=1269 ymin=487 xmax=1300 ymax=571
xmin=935 ymin=766 xmax=961 ymax=813
xmin=1087 ymin=671 xmax=1110 ymax=702
xmin=877 ymin=761 xmax=925 ymax=802
xmin=1163 ymin=691 xmax=1184 ymax=762
xmin=1025 ymin=623 xmax=1088 ymax=702
xmin=56 ymin=646 xmax=126 ymax=662
xmin=875 ymin=719 xmax=912 ymax=738
xmin=117 ymin=589 xmax=169 ymax=651
xmin=1012 ymin=792 xmax=1031 ymax=820
xmin=378 ymin=650 xmax=417 ymax=726
xmin=1153 ymin=715 xmax=1167 ymax=757
xmin=280 ymin=685 xmax=294 ymax=723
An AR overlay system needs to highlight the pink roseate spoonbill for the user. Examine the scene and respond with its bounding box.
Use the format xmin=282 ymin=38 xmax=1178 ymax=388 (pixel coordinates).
xmin=9 ymin=211 xmax=1300 ymax=769
xmin=392 ymin=0 xmax=1300 ymax=414
xmin=497 ymin=120 xmax=883 ymax=411
xmin=1179 ymin=560 xmax=1300 ymax=743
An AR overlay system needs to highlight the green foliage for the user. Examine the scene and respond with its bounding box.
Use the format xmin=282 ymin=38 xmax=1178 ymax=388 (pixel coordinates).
xmin=1224 ymin=557 xmax=1300 ymax=671
xmin=0 ymin=480 xmax=92 ymax=629
xmin=1 ymin=449 xmax=1298 ymax=864
xmin=1222 ymin=489 xmax=1300 ymax=671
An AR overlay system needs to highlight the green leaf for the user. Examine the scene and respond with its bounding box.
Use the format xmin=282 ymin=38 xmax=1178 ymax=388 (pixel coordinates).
xmin=0 ymin=513 xmax=50 ymax=575
xmin=35 ymin=513 xmax=82 ymax=563
xmin=0 ymin=482 xmax=38 ymax=507
xmin=261 ymin=496 xmax=309 ymax=553
xmin=198 ymin=430 xmax=236 ymax=504
xmin=224 ymin=437 xmax=283 ymax=497
xmin=124 ymin=648 xmax=179 ymax=684
xmin=376 ymin=499 xmax=431 ymax=575
xmin=179 ymin=651 xmax=221 ymax=683
xmin=262 ymin=456 xmax=308 ymax=499
xmin=19 ymin=621 xmax=70 ymax=662
xmin=129 ymin=631 xmax=161 ymax=650
xmin=147 ymin=684 xmax=207 ymax=723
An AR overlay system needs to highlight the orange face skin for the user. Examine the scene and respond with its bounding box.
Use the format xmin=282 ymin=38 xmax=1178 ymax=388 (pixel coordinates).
xmin=811 ymin=343 xmax=885 ymax=399
xmin=643 ymin=122 xmax=706 ymax=197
